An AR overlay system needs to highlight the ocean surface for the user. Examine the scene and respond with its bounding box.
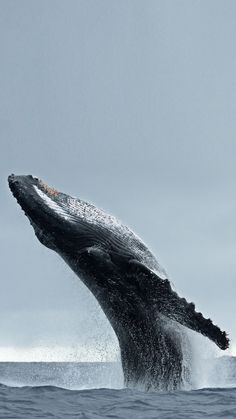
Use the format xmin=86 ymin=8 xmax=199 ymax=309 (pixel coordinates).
xmin=1 ymin=359 xmax=236 ymax=418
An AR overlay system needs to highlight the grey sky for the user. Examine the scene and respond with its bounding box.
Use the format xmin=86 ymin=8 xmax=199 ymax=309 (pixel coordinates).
xmin=1 ymin=0 xmax=236 ymax=360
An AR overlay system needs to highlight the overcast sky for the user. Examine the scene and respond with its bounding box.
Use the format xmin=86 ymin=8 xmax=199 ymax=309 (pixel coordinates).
xmin=1 ymin=0 xmax=236 ymax=361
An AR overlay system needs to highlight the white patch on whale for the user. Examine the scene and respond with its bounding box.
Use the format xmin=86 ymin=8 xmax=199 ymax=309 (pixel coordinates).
xmin=33 ymin=185 xmax=70 ymax=220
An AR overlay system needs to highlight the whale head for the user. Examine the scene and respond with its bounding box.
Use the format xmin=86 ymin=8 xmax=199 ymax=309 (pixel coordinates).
xmin=8 ymin=174 xmax=98 ymax=253
xmin=8 ymin=173 xmax=134 ymax=261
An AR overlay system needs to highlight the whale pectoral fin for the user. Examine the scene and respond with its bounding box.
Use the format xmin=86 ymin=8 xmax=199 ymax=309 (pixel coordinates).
xmin=128 ymin=260 xmax=229 ymax=350
xmin=159 ymin=288 xmax=229 ymax=351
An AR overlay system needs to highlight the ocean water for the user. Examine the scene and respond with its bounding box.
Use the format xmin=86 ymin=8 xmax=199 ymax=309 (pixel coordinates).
xmin=1 ymin=359 xmax=236 ymax=418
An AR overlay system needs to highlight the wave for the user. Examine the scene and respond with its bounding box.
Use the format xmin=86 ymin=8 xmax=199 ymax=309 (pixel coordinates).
xmin=1 ymin=382 xmax=236 ymax=419
xmin=1 ymin=363 xmax=236 ymax=419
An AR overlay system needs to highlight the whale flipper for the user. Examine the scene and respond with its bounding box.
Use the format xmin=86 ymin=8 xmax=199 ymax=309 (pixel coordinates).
xmin=127 ymin=260 xmax=229 ymax=350
xmin=74 ymin=251 xmax=229 ymax=352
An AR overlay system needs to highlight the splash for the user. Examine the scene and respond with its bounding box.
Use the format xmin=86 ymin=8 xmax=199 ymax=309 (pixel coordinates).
xmin=187 ymin=331 xmax=236 ymax=389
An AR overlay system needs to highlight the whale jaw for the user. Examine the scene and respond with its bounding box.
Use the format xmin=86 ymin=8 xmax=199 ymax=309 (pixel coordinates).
xmin=8 ymin=174 xmax=84 ymax=251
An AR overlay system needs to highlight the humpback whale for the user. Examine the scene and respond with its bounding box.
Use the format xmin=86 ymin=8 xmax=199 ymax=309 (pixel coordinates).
xmin=8 ymin=174 xmax=229 ymax=390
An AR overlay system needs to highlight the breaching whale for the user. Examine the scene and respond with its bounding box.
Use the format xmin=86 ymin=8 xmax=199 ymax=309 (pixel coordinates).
xmin=8 ymin=174 xmax=229 ymax=390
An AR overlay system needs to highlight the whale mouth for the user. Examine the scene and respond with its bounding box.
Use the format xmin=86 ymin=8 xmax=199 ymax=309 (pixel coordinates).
xmin=8 ymin=174 xmax=67 ymax=220
xmin=8 ymin=174 xmax=72 ymax=246
xmin=9 ymin=174 xmax=78 ymax=254
xmin=8 ymin=174 xmax=59 ymax=204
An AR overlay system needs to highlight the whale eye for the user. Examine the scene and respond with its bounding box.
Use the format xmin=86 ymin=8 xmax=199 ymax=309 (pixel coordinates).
xmin=39 ymin=181 xmax=59 ymax=197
